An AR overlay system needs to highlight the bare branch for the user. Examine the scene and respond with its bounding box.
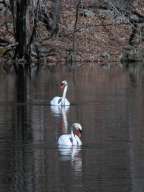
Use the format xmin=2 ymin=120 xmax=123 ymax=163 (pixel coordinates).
xmin=0 ymin=0 xmax=10 ymax=9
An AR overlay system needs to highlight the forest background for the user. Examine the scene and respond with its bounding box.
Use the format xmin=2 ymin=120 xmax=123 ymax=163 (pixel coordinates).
xmin=0 ymin=0 xmax=144 ymax=73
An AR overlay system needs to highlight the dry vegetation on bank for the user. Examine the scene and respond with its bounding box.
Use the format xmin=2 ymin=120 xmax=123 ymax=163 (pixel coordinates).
xmin=0 ymin=0 xmax=144 ymax=72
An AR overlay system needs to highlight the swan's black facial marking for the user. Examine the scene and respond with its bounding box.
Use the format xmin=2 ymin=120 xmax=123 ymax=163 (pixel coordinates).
xmin=79 ymin=129 xmax=82 ymax=134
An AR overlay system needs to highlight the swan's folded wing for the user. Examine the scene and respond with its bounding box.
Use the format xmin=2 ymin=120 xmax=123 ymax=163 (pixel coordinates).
xmin=58 ymin=134 xmax=72 ymax=146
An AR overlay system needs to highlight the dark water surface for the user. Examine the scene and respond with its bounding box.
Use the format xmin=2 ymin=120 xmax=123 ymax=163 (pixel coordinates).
xmin=0 ymin=65 xmax=144 ymax=192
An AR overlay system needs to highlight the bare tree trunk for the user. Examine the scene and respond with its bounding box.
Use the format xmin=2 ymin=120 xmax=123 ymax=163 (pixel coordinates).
xmin=15 ymin=0 xmax=27 ymax=58
xmin=6 ymin=0 xmax=31 ymax=72
xmin=51 ymin=0 xmax=61 ymax=36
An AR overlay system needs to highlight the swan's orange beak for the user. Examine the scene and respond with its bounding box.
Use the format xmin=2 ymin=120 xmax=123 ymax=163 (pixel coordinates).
xmin=60 ymin=82 xmax=64 ymax=90
xmin=75 ymin=129 xmax=82 ymax=138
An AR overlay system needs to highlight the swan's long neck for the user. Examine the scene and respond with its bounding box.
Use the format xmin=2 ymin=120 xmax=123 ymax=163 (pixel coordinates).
xmin=71 ymin=130 xmax=75 ymax=139
xmin=61 ymin=85 xmax=68 ymax=103
xmin=70 ymin=130 xmax=80 ymax=145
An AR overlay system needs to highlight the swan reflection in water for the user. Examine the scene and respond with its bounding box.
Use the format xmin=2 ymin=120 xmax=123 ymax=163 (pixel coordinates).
xmin=58 ymin=145 xmax=82 ymax=176
xmin=50 ymin=105 xmax=70 ymax=133
xmin=50 ymin=105 xmax=70 ymax=117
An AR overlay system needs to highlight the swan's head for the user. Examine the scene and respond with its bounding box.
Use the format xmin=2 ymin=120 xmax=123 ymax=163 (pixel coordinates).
xmin=72 ymin=123 xmax=82 ymax=138
xmin=60 ymin=80 xmax=68 ymax=89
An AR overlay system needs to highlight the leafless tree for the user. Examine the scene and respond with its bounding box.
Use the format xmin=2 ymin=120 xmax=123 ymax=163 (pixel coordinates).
xmin=94 ymin=0 xmax=144 ymax=45
xmin=0 ymin=0 xmax=61 ymax=72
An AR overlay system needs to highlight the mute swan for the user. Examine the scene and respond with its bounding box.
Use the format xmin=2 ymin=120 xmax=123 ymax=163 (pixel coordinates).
xmin=50 ymin=80 xmax=70 ymax=106
xmin=58 ymin=123 xmax=82 ymax=146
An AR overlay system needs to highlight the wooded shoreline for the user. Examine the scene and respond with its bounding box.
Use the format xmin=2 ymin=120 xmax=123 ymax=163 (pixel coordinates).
xmin=0 ymin=0 xmax=144 ymax=73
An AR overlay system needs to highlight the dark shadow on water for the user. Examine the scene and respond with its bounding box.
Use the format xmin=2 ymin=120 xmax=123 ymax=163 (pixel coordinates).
xmin=14 ymin=69 xmax=33 ymax=192
xmin=16 ymin=69 xmax=27 ymax=104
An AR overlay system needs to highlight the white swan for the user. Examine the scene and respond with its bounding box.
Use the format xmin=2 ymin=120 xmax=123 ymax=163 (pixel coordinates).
xmin=58 ymin=123 xmax=82 ymax=146
xmin=50 ymin=80 xmax=70 ymax=106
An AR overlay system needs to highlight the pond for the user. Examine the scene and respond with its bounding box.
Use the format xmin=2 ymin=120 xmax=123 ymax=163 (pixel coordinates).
xmin=0 ymin=64 xmax=144 ymax=192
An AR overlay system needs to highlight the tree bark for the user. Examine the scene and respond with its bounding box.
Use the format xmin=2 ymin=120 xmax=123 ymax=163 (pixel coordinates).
xmin=51 ymin=0 xmax=61 ymax=35
xmin=15 ymin=0 xmax=28 ymax=59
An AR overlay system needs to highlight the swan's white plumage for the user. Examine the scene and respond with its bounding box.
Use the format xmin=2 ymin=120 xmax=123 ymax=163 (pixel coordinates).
xmin=58 ymin=134 xmax=82 ymax=146
xmin=50 ymin=96 xmax=70 ymax=106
